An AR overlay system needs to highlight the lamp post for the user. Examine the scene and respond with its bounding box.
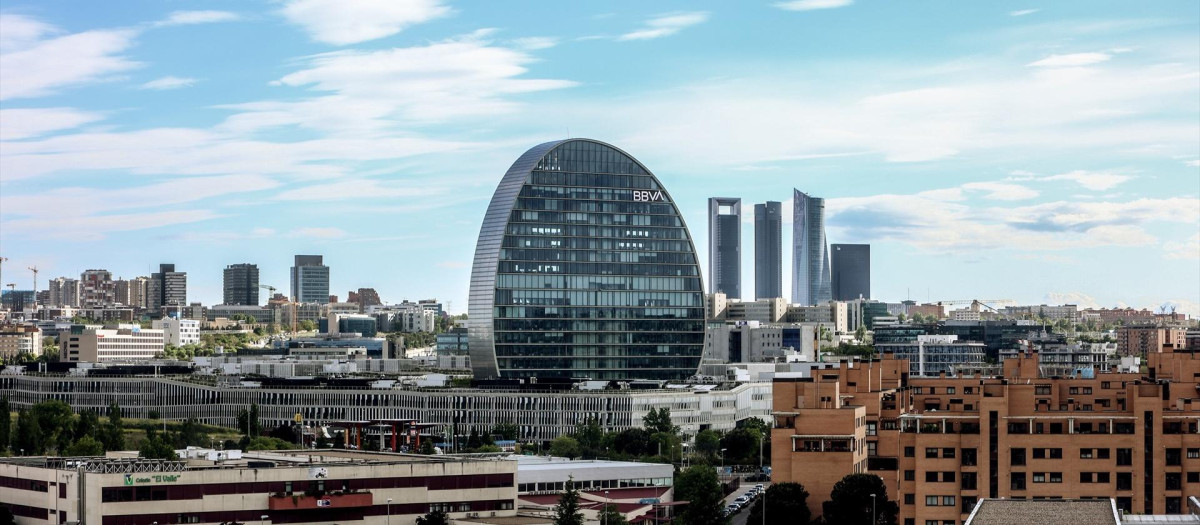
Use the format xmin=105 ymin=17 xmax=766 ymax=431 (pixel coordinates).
xmin=261 ymin=514 xmax=269 ymax=525
xmin=870 ymin=493 xmax=876 ymax=525
xmin=603 ymin=490 xmax=610 ymax=525
xmin=387 ymin=498 xmax=393 ymax=525
xmin=760 ymin=433 xmax=766 ymax=525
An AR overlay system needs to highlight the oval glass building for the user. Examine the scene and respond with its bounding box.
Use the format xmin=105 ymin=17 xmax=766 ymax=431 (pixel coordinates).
xmin=469 ymin=139 xmax=705 ymax=381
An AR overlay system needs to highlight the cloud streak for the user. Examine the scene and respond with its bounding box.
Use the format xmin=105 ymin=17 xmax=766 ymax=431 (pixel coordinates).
xmin=774 ymin=0 xmax=854 ymax=11
xmin=279 ymin=0 xmax=450 ymax=45
xmin=618 ymin=12 xmax=709 ymax=41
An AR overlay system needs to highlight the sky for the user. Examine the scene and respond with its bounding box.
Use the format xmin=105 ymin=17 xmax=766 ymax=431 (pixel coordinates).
xmin=0 ymin=0 xmax=1197 ymax=316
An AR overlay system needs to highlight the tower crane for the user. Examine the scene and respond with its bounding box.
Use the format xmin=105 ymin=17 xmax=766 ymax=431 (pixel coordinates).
xmin=28 ymin=266 xmax=38 ymax=310
xmin=0 ymin=257 xmax=7 ymax=293
xmin=261 ymin=284 xmax=296 ymax=332
xmin=935 ymin=299 xmax=1014 ymax=312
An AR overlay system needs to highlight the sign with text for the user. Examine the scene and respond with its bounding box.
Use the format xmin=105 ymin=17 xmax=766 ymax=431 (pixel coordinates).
xmin=632 ymin=190 xmax=666 ymax=202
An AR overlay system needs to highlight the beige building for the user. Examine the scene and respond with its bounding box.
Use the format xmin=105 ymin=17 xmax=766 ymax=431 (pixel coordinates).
xmin=0 ymin=324 xmax=42 ymax=359
xmin=0 ymin=450 xmax=517 ymax=525
xmin=60 ymin=325 xmax=164 ymax=362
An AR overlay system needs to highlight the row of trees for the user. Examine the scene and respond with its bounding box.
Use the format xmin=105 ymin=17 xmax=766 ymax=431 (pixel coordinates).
xmin=1 ymin=398 xmax=126 ymax=456
xmin=542 ymin=408 xmax=769 ymax=466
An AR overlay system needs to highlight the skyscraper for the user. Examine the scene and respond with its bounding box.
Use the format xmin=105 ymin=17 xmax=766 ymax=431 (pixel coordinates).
xmin=792 ymin=190 xmax=831 ymax=305
xmin=754 ymin=201 xmax=783 ymax=300
xmin=469 ymin=139 xmax=706 ymax=381
xmin=149 ymin=264 xmax=187 ymax=310
xmin=708 ymin=197 xmax=741 ymax=298
xmin=48 ymin=277 xmax=81 ymax=307
xmin=291 ymin=255 xmax=330 ymax=304
xmin=831 ymin=244 xmax=870 ymax=301
xmin=223 ymin=263 xmax=260 ymax=306
xmin=80 ymin=269 xmax=115 ymax=308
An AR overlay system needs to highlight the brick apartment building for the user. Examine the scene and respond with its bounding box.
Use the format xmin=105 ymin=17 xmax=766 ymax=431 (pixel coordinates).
xmin=1117 ymin=326 xmax=1188 ymax=356
xmin=771 ymin=349 xmax=1200 ymax=524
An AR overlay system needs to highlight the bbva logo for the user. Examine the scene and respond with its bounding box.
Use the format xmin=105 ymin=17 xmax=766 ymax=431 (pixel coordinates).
xmin=633 ymin=190 xmax=666 ymax=202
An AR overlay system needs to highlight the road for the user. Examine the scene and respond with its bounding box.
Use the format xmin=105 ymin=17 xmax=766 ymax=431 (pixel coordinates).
xmin=723 ymin=481 xmax=770 ymax=525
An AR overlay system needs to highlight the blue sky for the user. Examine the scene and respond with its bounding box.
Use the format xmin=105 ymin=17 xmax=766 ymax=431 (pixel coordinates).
xmin=1 ymin=0 xmax=1197 ymax=315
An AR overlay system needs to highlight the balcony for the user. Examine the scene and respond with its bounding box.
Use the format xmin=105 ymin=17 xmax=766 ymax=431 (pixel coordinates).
xmin=268 ymin=492 xmax=373 ymax=510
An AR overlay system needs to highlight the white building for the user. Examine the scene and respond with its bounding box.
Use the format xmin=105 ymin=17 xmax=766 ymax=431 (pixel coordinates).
xmin=0 ymin=324 xmax=42 ymax=359
xmin=152 ymin=317 xmax=201 ymax=346
xmin=371 ymin=302 xmax=437 ymax=333
xmin=60 ymin=325 xmax=165 ymax=362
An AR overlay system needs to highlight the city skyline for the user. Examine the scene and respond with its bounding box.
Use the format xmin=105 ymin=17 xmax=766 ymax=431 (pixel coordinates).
xmin=0 ymin=1 xmax=1197 ymax=315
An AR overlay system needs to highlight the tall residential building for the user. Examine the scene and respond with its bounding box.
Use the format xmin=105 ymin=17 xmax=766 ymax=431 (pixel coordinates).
xmin=830 ymin=243 xmax=870 ymax=301
xmin=754 ymin=201 xmax=783 ymax=300
xmin=0 ymin=324 xmax=42 ymax=359
xmin=771 ymin=349 xmax=1200 ymax=522
xmin=469 ymin=139 xmax=705 ymax=381
xmin=348 ymin=287 xmax=382 ymax=312
xmin=708 ymin=197 xmax=742 ymax=298
xmin=80 ymin=269 xmax=115 ymax=308
xmin=792 ymin=189 xmax=831 ymax=305
xmin=222 ymin=263 xmax=260 ymax=305
xmin=291 ymin=255 xmax=330 ymax=304
xmin=149 ymin=264 xmax=187 ymax=310
xmin=127 ymin=276 xmax=150 ymax=309
xmin=47 ymin=277 xmax=81 ymax=307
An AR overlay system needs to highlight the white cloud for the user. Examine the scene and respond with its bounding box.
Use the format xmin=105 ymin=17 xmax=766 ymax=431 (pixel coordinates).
xmin=275 ymin=179 xmax=447 ymax=201
xmin=774 ymin=0 xmax=853 ymax=11
xmin=280 ymin=0 xmax=450 ymax=45
xmin=0 ymin=174 xmax=279 ymax=219
xmin=510 ymin=37 xmax=559 ymax=51
xmin=139 ymin=76 xmax=197 ymax=90
xmin=961 ymin=181 xmax=1039 ymax=200
xmin=1157 ymin=300 xmax=1200 ymax=318
xmin=1028 ymin=52 xmax=1111 ymax=67
xmin=1186 ymin=160 xmax=1200 ymax=167
xmin=0 ymin=107 xmax=104 ymax=141
xmin=155 ymin=10 xmax=240 ymax=27
xmin=2 ymin=210 xmax=219 ymax=239
xmin=1009 ymin=9 xmax=1040 ymax=17
xmin=1164 ymin=234 xmax=1200 ymax=260
xmin=1042 ymin=170 xmax=1132 ymax=190
xmin=1044 ymin=292 xmax=1101 ymax=308
xmin=618 ymin=12 xmax=709 ymax=41
xmin=0 ymin=14 xmax=140 ymax=100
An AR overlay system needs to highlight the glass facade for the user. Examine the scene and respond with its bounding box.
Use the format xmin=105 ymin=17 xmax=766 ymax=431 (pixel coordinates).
xmin=830 ymin=243 xmax=870 ymax=301
xmin=708 ymin=197 xmax=741 ymax=298
xmin=754 ymin=201 xmax=783 ymax=300
xmin=469 ymin=139 xmax=706 ymax=381
xmin=792 ymin=190 xmax=831 ymax=305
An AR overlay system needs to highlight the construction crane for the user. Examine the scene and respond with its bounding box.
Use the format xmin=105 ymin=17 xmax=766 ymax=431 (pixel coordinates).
xmin=28 ymin=265 xmax=38 ymax=310
xmin=261 ymin=284 xmax=296 ymax=332
xmin=936 ymin=299 xmax=1014 ymax=312
xmin=0 ymin=257 xmax=7 ymax=294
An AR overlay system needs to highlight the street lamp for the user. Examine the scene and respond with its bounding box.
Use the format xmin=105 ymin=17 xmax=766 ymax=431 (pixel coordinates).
xmin=760 ymin=433 xmax=766 ymax=525
xmin=603 ymin=490 xmax=610 ymax=525
xmin=260 ymin=514 xmax=269 ymax=525
xmin=387 ymin=498 xmax=393 ymax=525
xmin=870 ymin=493 xmax=877 ymax=525
xmin=720 ymin=448 xmax=726 ymax=468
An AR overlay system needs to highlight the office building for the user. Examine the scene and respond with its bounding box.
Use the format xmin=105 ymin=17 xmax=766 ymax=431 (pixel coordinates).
xmin=754 ymin=201 xmax=783 ymax=300
xmin=875 ymin=334 xmax=987 ymax=376
xmin=0 ymin=324 xmax=42 ymax=359
xmin=321 ymin=313 xmax=378 ymax=337
xmin=793 ymin=189 xmax=831 ymax=305
xmin=222 ymin=263 xmax=260 ymax=306
xmin=291 ymin=255 xmax=330 ymax=304
xmin=0 ymin=451 xmax=517 ymax=524
xmin=437 ymin=326 xmax=469 ymax=355
xmin=149 ymin=264 xmax=187 ymax=310
xmin=515 ymin=455 xmax=675 ymax=522
xmin=468 ymin=139 xmax=706 ymax=381
xmin=0 ymin=290 xmax=34 ymax=312
xmin=60 ymin=325 xmax=165 ymax=362
xmin=47 ymin=277 xmax=81 ymax=307
xmin=708 ymin=197 xmax=742 ymax=298
xmin=1117 ymin=326 xmax=1188 ymax=356
xmin=830 ymin=243 xmax=870 ymax=301
xmin=152 ymin=317 xmax=201 ymax=347
xmin=771 ymin=349 xmax=1200 ymax=523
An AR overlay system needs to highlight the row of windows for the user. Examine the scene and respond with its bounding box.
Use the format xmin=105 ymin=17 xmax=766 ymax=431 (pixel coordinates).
xmin=493 ymin=306 xmax=703 ymax=320
xmin=499 ymin=248 xmax=697 ymax=265
xmin=496 ymin=274 xmax=701 ymax=292
xmin=512 ymin=210 xmax=682 ymax=227
xmin=515 ymin=197 xmax=676 ymax=215
xmin=504 ymin=237 xmax=695 ymax=253
xmin=494 ymin=332 xmax=704 ymax=345
xmin=496 ymin=357 xmax=701 ymax=370
xmin=507 ymin=223 xmax=690 ymax=240
xmin=499 ymin=262 xmax=700 ymax=276
xmin=528 ymin=172 xmax=655 ymax=189
xmin=521 ymin=185 xmax=670 ymax=202
xmin=497 ymin=290 xmax=703 ymax=307
xmin=492 ymin=345 xmax=704 ymax=357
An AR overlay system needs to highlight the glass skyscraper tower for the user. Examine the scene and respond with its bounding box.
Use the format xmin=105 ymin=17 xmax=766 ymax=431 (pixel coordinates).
xmin=792 ymin=189 xmax=831 ymax=305
xmin=708 ymin=197 xmax=741 ymax=298
xmin=754 ymin=201 xmax=783 ymax=299
xmin=469 ymin=139 xmax=706 ymax=381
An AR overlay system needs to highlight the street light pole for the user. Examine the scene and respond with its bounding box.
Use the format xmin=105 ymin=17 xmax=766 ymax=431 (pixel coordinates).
xmin=760 ymin=433 xmax=766 ymax=525
xmin=870 ymin=493 xmax=877 ymax=525
xmin=387 ymin=498 xmax=393 ymax=525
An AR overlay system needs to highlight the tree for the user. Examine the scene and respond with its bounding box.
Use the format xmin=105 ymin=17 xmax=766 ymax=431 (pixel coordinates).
xmin=822 ymin=474 xmax=898 ymax=525
xmin=420 ymin=439 xmax=436 ymax=455
xmin=298 ymin=320 xmax=317 ymax=332
xmin=612 ymin=427 xmax=651 ymax=456
xmin=673 ymin=465 xmax=729 ymax=525
xmin=643 ymin=407 xmax=678 ymax=435
xmin=695 ymin=429 xmax=721 ymax=459
xmin=147 ymin=409 xmax=161 ymax=420
xmin=0 ymin=396 xmax=11 ymax=454
xmin=31 ymin=400 xmax=75 ymax=453
xmin=177 ymin=417 xmax=207 ymax=447
xmin=102 ymin=402 xmax=125 ymax=451
xmin=855 ymin=325 xmax=867 ymax=341
xmin=236 ymin=408 xmax=250 ymax=436
xmin=549 ymin=435 xmax=581 ymax=459
xmin=493 ymin=421 xmax=518 ymax=441
xmin=75 ymin=409 xmax=100 ymax=442
xmin=598 ymin=503 xmax=629 ymax=525
xmin=574 ymin=417 xmax=605 ymax=456
xmin=248 ymin=403 xmax=261 ymax=436
xmin=553 ymin=478 xmax=585 ymax=525
xmin=747 ymin=482 xmax=811 ymax=525
xmin=245 ymin=437 xmax=296 ymax=451
xmin=65 ymin=436 xmax=105 ymax=456
xmin=415 ymin=510 xmax=450 ymax=525
xmin=13 ymin=409 xmax=42 ymax=455
xmin=467 ymin=428 xmax=482 ymax=450
xmin=139 ymin=429 xmax=179 ymax=460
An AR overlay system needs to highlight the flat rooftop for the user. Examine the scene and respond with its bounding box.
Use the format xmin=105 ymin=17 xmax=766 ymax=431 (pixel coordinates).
xmin=514 ymin=455 xmax=673 ymax=472
xmin=965 ymin=499 xmax=1119 ymax=525
xmin=1 ymin=449 xmax=510 ymax=473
